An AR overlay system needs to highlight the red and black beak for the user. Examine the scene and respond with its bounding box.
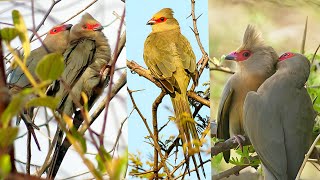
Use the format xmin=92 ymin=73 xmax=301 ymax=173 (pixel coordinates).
xmin=225 ymin=52 xmax=237 ymax=61
xmin=64 ymin=24 xmax=73 ymax=30
xmin=146 ymin=18 xmax=156 ymax=25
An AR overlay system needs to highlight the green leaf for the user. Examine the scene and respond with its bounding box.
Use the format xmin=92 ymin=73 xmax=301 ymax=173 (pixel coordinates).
xmin=211 ymin=152 xmax=223 ymax=171
xmin=36 ymin=53 xmax=64 ymax=81
xmin=96 ymin=146 xmax=112 ymax=173
xmin=0 ymin=27 xmax=19 ymax=42
xmin=12 ymin=10 xmax=30 ymax=59
xmin=0 ymin=128 xmax=18 ymax=148
xmin=72 ymin=130 xmax=87 ymax=153
xmin=0 ymin=154 xmax=11 ymax=178
xmin=26 ymin=96 xmax=59 ymax=110
xmin=1 ymin=88 xmax=33 ymax=127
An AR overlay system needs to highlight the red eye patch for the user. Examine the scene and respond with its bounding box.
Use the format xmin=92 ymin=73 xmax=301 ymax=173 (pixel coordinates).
xmin=279 ymin=52 xmax=295 ymax=61
xmin=236 ymin=50 xmax=252 ymax=61
xmin=83 ymin=23 xmax=101 ymax=30
xmin=154 ymin=17 xmax=167 ymax=23
xmin=49 ymin=26 xmax=64 ymax=34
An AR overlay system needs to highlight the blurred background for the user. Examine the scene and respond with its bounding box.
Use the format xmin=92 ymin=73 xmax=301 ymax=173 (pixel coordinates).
xmin=209 ymin=0 xmax=320 ymax=179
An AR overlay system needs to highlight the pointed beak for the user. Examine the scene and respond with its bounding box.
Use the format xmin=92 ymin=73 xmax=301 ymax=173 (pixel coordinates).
xmin=64 ymin=24 xmax=73 ymax=30
xmin=146 ymin=18 xmax=156 ymax=25
xmin=93 ymin=24 xmax=104 ymax=31
xmin=225 ymin=52 xmax=237 ymax=61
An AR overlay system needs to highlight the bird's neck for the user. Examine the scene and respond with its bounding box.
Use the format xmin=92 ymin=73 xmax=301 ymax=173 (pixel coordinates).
xmin=151 ymin=25 xmax=180 ymax=33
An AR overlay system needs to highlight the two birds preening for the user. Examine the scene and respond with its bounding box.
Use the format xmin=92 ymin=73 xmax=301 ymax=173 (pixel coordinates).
xmin=8 ymin=13 xmax=111 ymax=177
xmin=216 ymin=25 xmax=316 ymax=179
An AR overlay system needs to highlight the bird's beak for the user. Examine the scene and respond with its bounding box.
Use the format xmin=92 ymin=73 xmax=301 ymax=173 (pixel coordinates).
xmin=93 ymin=24 xmax=104 ymax=31
xmin=64 ymin=24 xmax=73 ymax=30
xmin=146 ymin=18 xmax=156 ymax=25
xmin=225 ymin=52 xmax=237 ymax=61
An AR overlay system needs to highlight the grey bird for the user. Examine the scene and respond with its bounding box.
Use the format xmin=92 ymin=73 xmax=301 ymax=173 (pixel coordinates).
xmin=243 ymin=52 xmax=316 ymax=180
xmin=216 ymin=25 xmax=278 ymax=162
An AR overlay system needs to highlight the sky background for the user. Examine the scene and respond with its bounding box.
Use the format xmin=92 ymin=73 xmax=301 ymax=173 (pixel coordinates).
xmin=127 ymin=0 xmax=210 ymax=179
xmin=1 ymin=1 xmax=126 ymax=179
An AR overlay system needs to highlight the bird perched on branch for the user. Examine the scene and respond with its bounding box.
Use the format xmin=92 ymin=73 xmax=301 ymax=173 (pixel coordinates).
xmin=8 ymin=24 xmax=72 ymax=94
xmin=8 ymin=24 xmax=72 ymax=123
xmin=216 ymin=25 xmax=278 ymax=162
xmin=48 ymin=13 xmax=111 ymax=178
xmin=244 ymin=52 xmax=316 ymax=180
xmin=143 ymin=8 xmax=204 ymax=178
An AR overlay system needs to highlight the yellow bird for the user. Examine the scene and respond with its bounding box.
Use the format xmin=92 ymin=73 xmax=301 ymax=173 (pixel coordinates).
xmin=143 ymin=8 xmax=204 ymax=178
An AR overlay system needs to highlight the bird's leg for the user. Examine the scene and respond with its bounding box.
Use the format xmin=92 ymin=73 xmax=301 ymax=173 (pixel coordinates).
xmin=232 ymin=135 xmax=246 ymax=152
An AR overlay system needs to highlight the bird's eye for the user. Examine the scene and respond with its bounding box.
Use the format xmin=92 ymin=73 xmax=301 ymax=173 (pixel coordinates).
xmin=83 ymin=25 xmax=87 ymax=29
xmin=52 ymin=29 xmax=57 ymax=32
xmin=243 ymin=52 xmax=250 ymax=57
xmin=160 ymin=17 xmax=165 ymax=21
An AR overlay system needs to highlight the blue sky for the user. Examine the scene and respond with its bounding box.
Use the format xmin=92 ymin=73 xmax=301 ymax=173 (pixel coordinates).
xmin=127 ymin=0 xmax=210 ymax=179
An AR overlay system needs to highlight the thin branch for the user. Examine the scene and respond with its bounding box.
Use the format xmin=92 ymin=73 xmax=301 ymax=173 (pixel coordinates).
xmin=187 ymin=91 xmax=210 ymax=107
xmin=296 ymin=133 xmax=320 ymax=179
xmin=211 ymin=135 xmax=251 ymax=156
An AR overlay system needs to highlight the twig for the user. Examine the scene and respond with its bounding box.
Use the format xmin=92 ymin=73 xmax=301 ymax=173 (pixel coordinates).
xmin=187 ymin=91 xmax=210 ymax=107
xmin=311 ymin=43 xmax=320 ymax=66
xmin=100 ymin=8 xmax=125 ymax=146
xmin=151 ymin=91 xmax=166 ymax=179
xmin=300 ymin=16 xmax=308 ymax=55
xmin=211 ymin=135 xmax=251 ymax=156
xmin=296 ymin=133 xmax=320 ymax=179
xmin=212 ymin=156 xmax=259 ymax=180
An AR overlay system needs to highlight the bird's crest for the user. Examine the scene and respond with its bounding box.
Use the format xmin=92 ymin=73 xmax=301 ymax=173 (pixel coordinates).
xmin=153 ymin=8 xmax=174 ymax=19
xmin=239 ymin=25 xmax=265 ymax=50
xmin=81 ymin=13 xmax=98 ymax=24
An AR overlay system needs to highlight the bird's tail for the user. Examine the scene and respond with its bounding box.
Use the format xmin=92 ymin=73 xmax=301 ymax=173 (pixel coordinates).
xmin=171 ymin=92 xmax=205 ymax=178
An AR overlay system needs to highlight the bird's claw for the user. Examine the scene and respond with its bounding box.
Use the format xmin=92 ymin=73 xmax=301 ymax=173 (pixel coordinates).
xmin=232 ymin=135 xmax=246 ymax=152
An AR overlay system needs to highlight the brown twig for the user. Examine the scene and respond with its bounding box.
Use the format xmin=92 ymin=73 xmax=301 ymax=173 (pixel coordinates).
xmin=211 ymin=135 xmax=251 ymax=156
xmin=100 ymin=8 xmax=125 ymax=146
xmin=151 ymin=91 xmax=166 ymax=179
xmin=187 ymin=91 xmax=210 ymax=107
xmin=212 ymin=156 xmax=259 ymax=180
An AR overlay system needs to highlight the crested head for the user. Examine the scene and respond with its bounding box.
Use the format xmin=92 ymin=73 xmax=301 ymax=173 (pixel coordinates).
xmin=225 ymin=25 xmax=278 ymax=76
xmin=239 ymin=25 xmax=265 ymax=51
xmin=146 ymin=8 xmax=180 ymax=33
xmin=69 ymin=12 xmax=104 ymax=42
xmin=43 ymin=24 xmax=72 ymax=53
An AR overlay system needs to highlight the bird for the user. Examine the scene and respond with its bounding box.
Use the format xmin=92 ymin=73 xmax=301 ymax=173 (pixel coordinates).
xmin=243 ymin=52 xmax=316 ymax=180
xmin=143 ymin=8 xmax=204 ymax=178
xmin=48 ymin=13 xmax=111 ymax=178
xmin=216 ymin=25 xmax=278 ymax=162
xmin=8 ymin=23 xmax=72 ymax=123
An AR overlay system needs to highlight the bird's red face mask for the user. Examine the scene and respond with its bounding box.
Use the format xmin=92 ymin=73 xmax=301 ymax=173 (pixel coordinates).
xmin=146 ymin=17 xmax=168 ymax=25
xmin=49 ymin=24 xmax=72 ymax=35
xmin=279 ymin=52 xmax=295 ymax=61
xmin=82 ymin=23 xmax=104 ymax=31
xmin=225 ymin=50 xmax=252 ymax=62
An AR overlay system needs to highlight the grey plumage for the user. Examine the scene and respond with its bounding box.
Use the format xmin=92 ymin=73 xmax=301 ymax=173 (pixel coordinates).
xmin=244 ymin=53 xmax=316 ymax=179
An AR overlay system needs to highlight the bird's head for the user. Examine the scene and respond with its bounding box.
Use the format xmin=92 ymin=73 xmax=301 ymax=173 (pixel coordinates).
xmin=225 ymin=25 xmax=278 ymax=72
xmin=278 ymin=52 xmax=310 ymax=82
xmin=44 ymin=24 xmax=73 ymax=53
xmin=146 ymin=8 xmax=180 ymax=32
xmin=70 ymin=13 xmax=104 ymax=42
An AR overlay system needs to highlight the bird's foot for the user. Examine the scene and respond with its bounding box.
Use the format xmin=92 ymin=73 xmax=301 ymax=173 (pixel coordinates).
xmin=232 ymin=135 xmax=246 ymax=152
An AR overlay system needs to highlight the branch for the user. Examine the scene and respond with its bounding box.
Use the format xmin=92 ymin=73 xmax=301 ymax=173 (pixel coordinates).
xmin=187 ymin=91 xmax=209 ymax=107
xmin=212 ymin=156 xmax=259 ymax=180
xmin=211 ymin=135 xmax=251 ymax=156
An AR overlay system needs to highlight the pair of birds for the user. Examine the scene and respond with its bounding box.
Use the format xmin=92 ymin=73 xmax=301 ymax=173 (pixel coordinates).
xmin=8 ymin=13 xmax=111 ymax=177
xmin=216 ymin=25 xmax=316 ymax=179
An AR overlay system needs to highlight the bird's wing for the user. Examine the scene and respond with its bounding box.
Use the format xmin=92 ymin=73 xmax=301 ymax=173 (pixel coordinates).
xmin=176 ymin=34 xmax=198 ymax=85
xmin=8 ymin=47 xmax=45 ymax=89
xmin=57 ymin=39 xmax=96 ymax=108
xmin=216 ymin=78 xmax=233 ymax=162
xmin=144 ymin=34 xmax=180 ymax=94
xmin=244 ymin=91 xmax=287 ymax=180
xmin=282 ymin=87 xmax=315 ymax=178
